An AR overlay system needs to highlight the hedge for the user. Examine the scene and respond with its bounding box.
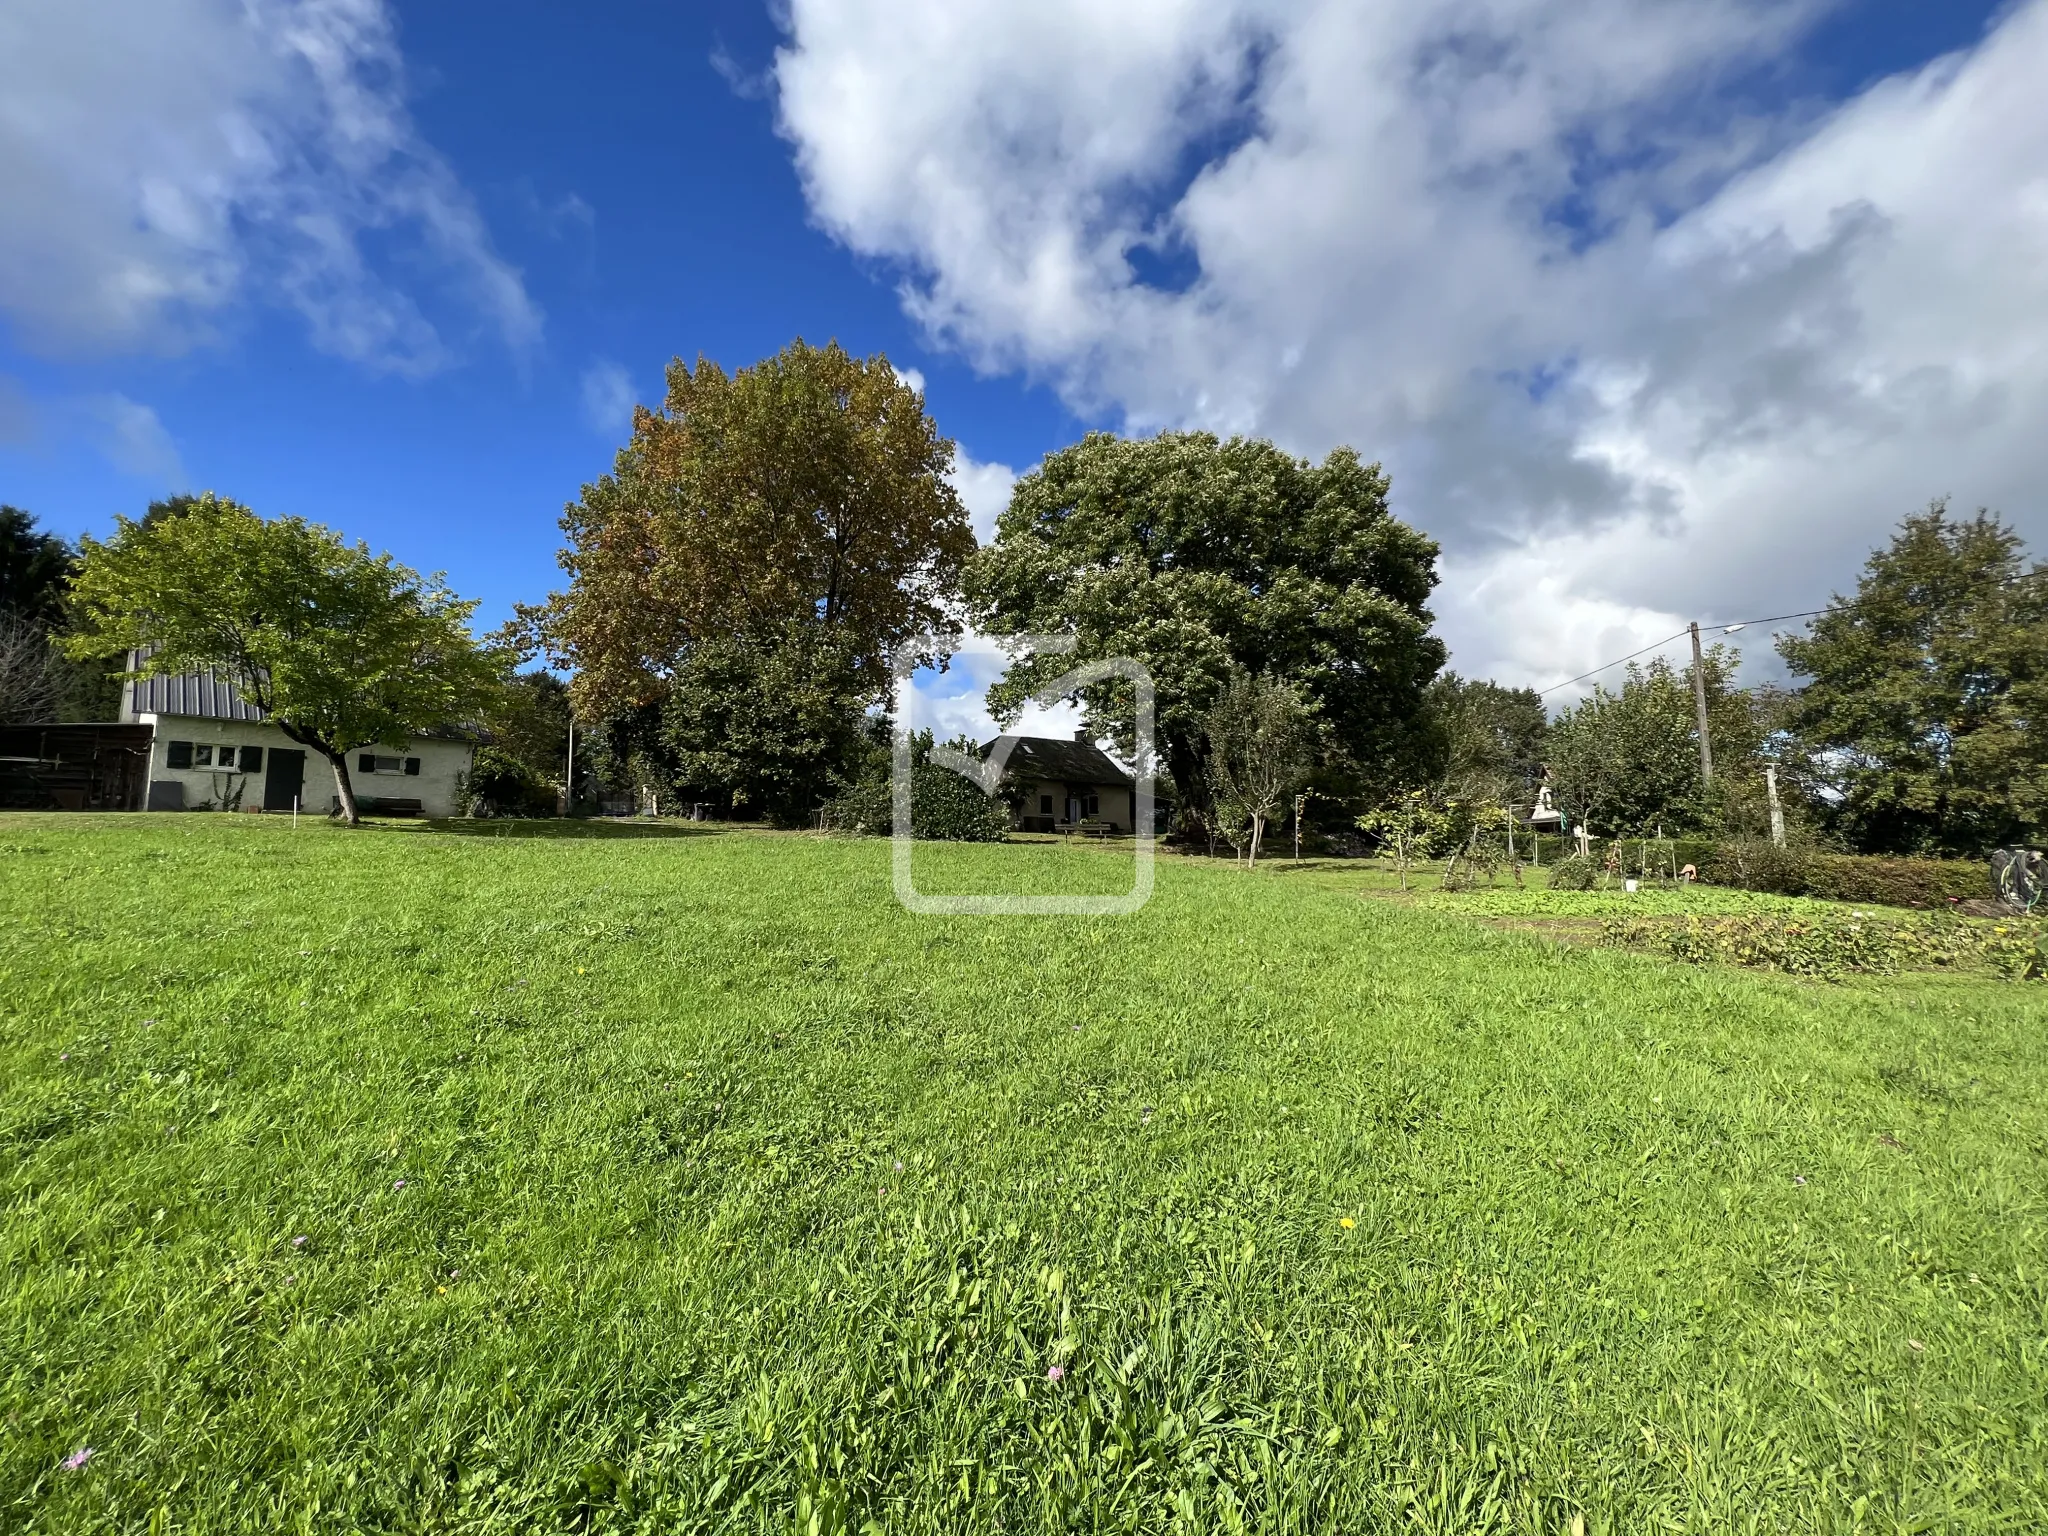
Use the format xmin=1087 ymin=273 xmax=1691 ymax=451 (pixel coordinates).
xmin=1698 ymin=843 xmax=1991 ymax=908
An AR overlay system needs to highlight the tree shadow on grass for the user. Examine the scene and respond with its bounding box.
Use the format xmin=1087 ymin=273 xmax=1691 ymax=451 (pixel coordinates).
xmin=408 ymin=818 xmax=725 ymax=840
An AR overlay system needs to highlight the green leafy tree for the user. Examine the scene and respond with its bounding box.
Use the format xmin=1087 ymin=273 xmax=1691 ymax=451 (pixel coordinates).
xmin=1545 ymin=649 xmax=1762 ymax=838
xmin=1203 ymin=669 xmax=1315 ymax=867
xmin=659 ymin=622 xmax=871 ymax=822
xmin=1422 ymin=673 xmax=1548 ymax=803
xmin=1356 ymin=789 xmax=1456 ymax=891
xmin=1 ymin=505 xmax=76 ymax=625
xmin=486 ymin=670 xmax=573 ymax=788
xmin=963 ymin=432 xmax=1444 ymax=825
xmin=1779 ymin=500 xmax=2048 ymax=855
xmin=65 ymin=493 xmax=502 ymax=824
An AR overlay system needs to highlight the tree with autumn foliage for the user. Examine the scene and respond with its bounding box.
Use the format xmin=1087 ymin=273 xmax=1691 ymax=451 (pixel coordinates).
xmin=516 ymin=340 xmax=975 ymax=820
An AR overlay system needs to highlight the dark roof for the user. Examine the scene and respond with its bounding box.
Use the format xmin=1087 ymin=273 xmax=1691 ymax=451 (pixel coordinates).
xmin=127 ymin=667 xmax=267 ymax=722
xmin=983 ymin=734 xmax=1133 ymax=787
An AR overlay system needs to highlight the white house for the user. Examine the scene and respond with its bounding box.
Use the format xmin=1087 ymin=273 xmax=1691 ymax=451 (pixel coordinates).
xmin=120 ymin=664 xmax=479 ymax=817
xmin=984 ymin=732 xmax=1139 ymax=834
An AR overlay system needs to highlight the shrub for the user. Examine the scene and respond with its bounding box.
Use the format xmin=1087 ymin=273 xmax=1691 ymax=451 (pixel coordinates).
xmin=461 ymin=748 xmax=557 ymax=818
xmin=1699 ymin=842 xmax=1991 ymax=908
xmin=1547 ymin=854 xmax=1597 ymax=890
xmin=821 ymin=761 xmax=1009 ymax=842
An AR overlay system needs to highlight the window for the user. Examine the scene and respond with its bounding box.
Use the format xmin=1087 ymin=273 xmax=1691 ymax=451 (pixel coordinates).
xmin=1083 ymin=792 xmax=1100 ymax=818
xmin=357 ymin=753 xmax=405 ymax=775
xmin=166 ymin=740 xmax=193 ymax=769
xmin=194 ymin=744 xmax=213 ymax=767
xmin=1039 ymin=794 xmax=1053 ymax=815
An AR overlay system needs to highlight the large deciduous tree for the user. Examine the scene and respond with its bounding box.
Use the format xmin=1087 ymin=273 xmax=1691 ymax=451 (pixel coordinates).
xmin=1420 ymin=673 xmax=1548 ymax=804
xmin=516 ymin=339 xmax=974 ymax=822
xmin=1779 ymin=500 xmax=2048 ymax=855
xmin=1544 ymin=649 xmax=1764 ymax=838
xmin=66 ymin=494 xmax=502 ymax=824
xmin=963 ymin=432 xmax=1444 ymax=820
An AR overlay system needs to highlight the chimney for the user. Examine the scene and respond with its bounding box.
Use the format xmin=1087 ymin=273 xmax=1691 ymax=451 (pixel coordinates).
xmin=1074 ymin=729 xmax=1090 ymax=743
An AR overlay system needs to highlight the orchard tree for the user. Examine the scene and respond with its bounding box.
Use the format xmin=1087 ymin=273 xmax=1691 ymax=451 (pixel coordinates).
xmin=1780 ymin=500 xmax=2047 ymax=855
xmin=66 ymin=494 xmax=501 ymax=824
xmin=517 ymin=340 xmax=974 ymax=819
xmin=964 ymin=432 xmax=1444 ymax=822
xmin=1203 ymin=669 xmax=1315 ymax=867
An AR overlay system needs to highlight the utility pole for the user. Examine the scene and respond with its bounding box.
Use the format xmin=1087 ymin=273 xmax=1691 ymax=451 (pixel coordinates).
xmin=565 ymin=717 xmax=575 ymax=817
xmin=1765 ymin=764 xmax=1786 ymax=848
xmin=1688 ymin=621 xmax=1714 ymax=786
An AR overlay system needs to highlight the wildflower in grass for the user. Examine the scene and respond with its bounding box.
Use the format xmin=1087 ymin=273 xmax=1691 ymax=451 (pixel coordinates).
xmin=393 ymin=1179 xmax=406 ymax=1190
xmin=894 ymin=1160 xmax=904 ymax=1172
xmin=291 ymin=1235 xmax=308 ymax=1248
xmin=1907 ymin=1338 xmax=1926 ymax=1352
xmin=1340 ymin=1217 xmax=1356 ymax=1229
xmin=1794 ymin=1175 xmax=1808 ymax=1186
xmin=1046 ymin=1365 xmax=1065 ymax=1382
xmin=59 ymin=1052 xmax=69 ymax=1061
xmin=61 ymin=1448 xmax=93 ymax=1471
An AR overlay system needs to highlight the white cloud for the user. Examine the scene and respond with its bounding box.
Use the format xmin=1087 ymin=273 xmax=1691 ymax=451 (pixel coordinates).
xmin=773 ymin=0 xmax=2048 ymax=692
xmin=580 ymin=359 xmax=638 ymax=436
xmin=80 ymin=395 xmax=186 ymax=485
xmin=900 ymin=641 xmax=1083 ymax=748
xmin=0 ymin=0 xmax=540 ymax=376
xmin=948 ymin=450 xmax=1017 ymax=543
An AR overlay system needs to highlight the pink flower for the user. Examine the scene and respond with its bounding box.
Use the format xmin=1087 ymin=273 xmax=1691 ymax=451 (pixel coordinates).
xmin=61 ymin=1447 xmax=93 ymax=1471
xmin=1046 ymin=1365 xmax=1066 ymax=1382
xmin=392 ymin=1180 xmax=406 ymax=1191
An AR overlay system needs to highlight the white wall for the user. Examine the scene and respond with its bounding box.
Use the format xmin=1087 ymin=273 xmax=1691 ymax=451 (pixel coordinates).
xmin=140 ymin=716 xmax=475 ymax=817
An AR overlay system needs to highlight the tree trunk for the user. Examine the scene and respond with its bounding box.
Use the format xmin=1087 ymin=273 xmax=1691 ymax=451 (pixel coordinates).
xmin=327 ymin=751 xmax=362 ymax=825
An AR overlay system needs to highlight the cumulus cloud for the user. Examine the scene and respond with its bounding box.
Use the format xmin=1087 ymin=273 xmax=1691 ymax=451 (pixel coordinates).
xmin=948 ymin=450 xmax=1018 ymax=544
xmin=901 ymin=641 xmax=1083 ymax=749
xmin=774 ymin=0 xmax=2048 ymax=692
xmin=0 ymin=0 xmax=540 ymax=376
xmin=580 ymin=359 xmax=638 ymax=436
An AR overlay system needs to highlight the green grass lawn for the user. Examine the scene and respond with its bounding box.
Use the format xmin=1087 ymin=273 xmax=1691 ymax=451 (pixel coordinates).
xmin=3 ymin=817 xmax=2044 ymax=1534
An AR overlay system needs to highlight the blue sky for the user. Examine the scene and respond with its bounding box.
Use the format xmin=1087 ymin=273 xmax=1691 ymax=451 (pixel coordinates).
xmin=2 ymin=0 xmax=2039 ymax=722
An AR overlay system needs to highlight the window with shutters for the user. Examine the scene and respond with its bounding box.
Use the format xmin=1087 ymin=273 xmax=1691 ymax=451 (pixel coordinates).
xmin=357 ymin=753 xmax=406 ymax=774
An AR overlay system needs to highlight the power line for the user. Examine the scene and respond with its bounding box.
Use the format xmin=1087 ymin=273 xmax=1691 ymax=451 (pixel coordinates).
xmin=1538 ymin=607 xmax=1829 ymax=696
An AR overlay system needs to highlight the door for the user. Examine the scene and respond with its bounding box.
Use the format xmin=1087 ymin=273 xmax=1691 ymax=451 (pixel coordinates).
xmin=263 ymin=749 xmax=306 ymax=812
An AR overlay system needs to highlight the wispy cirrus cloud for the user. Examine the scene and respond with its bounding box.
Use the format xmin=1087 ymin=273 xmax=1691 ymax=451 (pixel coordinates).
xmin=0 ymin=0 xmax=540 ymax=377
